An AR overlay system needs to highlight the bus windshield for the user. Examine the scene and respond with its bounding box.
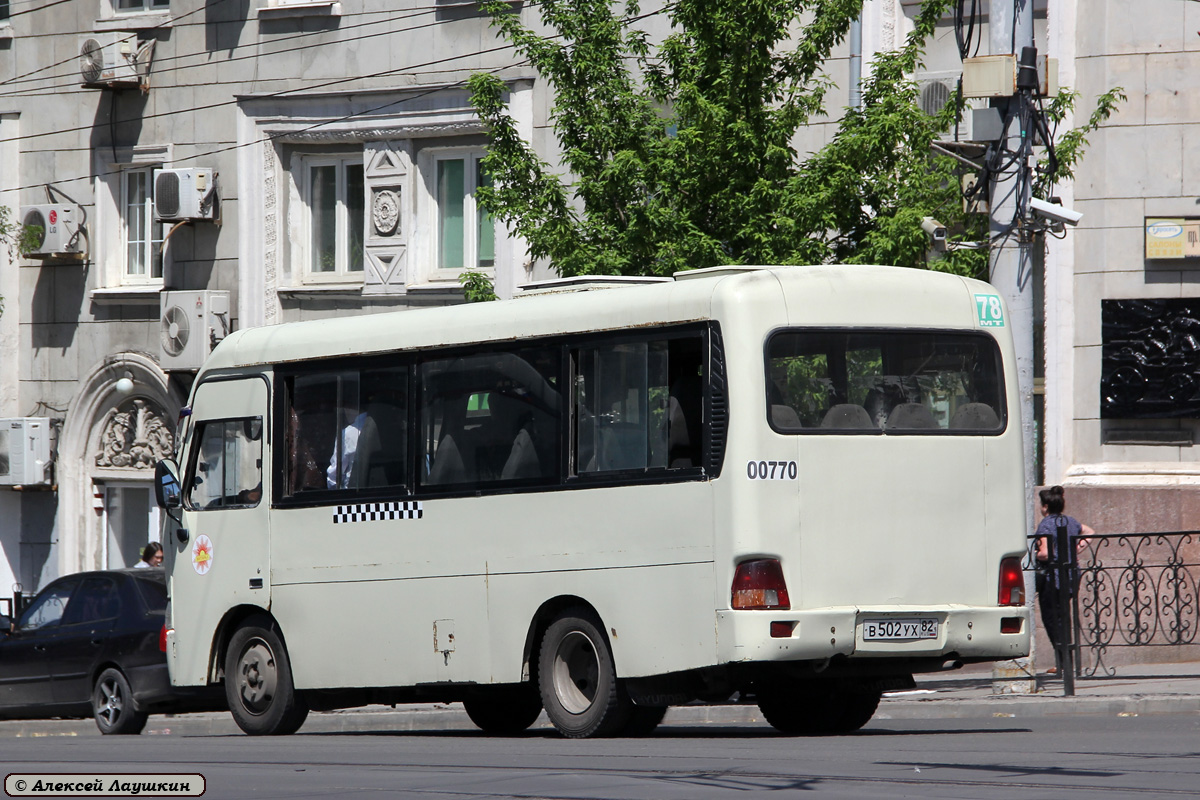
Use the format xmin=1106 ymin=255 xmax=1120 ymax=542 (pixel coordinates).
xmin=766 ymin=329 xmax=1005 ymax=433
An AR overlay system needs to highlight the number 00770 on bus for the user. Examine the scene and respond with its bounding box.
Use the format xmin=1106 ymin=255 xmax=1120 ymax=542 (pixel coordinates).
xmin=154 ymin=264 xmax=1030 ymax=738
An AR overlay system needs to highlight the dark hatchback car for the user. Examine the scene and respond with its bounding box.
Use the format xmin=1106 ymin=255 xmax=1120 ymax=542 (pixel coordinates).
xmin=0 ymin=569 xmax=221 ymax=734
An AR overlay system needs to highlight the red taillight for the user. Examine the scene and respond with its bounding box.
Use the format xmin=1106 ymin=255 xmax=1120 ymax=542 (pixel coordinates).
xmin=998 ymin=557 xmax=1025 ymax=606
xmin=731 ymin=558 xmax=791 ymax=610
xmin=159 ymin=624 xmax=169 ymax=653
xmin=1001 ymin=617 xmax=1023 ymax=634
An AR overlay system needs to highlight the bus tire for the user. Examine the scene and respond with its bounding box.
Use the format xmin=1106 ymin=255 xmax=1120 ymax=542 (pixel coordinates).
xmin=225 ymin=615 xmax=309 ymax=736
xmin=537 ymin=608 xmax=631 ymax=738
xmin=92 ymin=668 xmax=148 ymax=735
xmin=462 ymin=684 xmax=543 ymax=734
xmin=619 ymin=704 xmax=668 ymax=737
xmin=758 ymin=684 xmax=881 ymax=735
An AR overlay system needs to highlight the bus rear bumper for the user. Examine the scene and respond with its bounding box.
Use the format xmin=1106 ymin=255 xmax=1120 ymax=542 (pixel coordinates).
xmin=716 ymin=606 xmax=1031 ymax=665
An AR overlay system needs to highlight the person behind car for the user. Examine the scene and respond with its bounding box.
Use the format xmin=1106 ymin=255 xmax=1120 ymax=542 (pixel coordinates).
xmin=134 ymin=541 xmax=163 ymax=569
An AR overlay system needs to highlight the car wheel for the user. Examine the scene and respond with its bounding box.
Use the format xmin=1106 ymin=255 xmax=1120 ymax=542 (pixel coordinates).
xmin=225 ymin=614 xmax=308 ymax=736
xmin=537 ymin=607 xmax=631 ymax=738
xmin=462 ymin=684 xmax=543 ymax=734
xmin=93 ymin=668 xmax=148 ymax=735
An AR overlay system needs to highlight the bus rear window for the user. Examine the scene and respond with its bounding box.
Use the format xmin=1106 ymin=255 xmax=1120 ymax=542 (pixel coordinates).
xmin=766 ymin=330 xmax=1005 ymax=434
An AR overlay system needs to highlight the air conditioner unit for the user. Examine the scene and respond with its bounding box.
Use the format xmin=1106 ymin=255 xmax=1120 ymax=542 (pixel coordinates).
xmin=160 ymin=290 xmax=231 ymax=372
xmin=20 ymin=204 xmax=85 ymax=258
xmin=79 ymin=34 xmax=155 ymax=88
xmin=153 ymin=169 xmax=218 ymax=222
xmin=0 ymin=418 xmax=52 ymax=487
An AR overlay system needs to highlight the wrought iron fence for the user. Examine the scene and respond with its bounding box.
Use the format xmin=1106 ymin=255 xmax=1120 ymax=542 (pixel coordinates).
xmin=1 ymin=589 xmax=31 ymax=622
xmin=1030 ymin=531 xmax=1200 ymax=678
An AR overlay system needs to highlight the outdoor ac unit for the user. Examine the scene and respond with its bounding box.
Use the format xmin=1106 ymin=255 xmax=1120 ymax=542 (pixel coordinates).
xmin=153 ymin=168 xmax=218 ymax=222
xmin=160 ymin=290 xmax=231 ymax=372
xmin=0 ymin=418 xmax=52 ymax=487
xmin=79 ymin=34 xmax=154 ymax=88
xmin=20 ymin=204 xmax=84 ymax=258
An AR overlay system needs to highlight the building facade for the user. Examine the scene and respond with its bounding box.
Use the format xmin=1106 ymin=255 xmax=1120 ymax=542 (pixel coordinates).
xmin=0 ymin=0 xmax=554 ymax=594
xmin=0 ymin=0 xmax=1197 ymax=600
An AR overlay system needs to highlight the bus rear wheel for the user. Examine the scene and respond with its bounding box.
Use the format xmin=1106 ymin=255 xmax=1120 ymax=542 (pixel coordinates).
xmin=462 ymin=684 xmax=543 ymax=734
xmin=537 ymin=608 xmax=631 ymax=738
xmin=225 ymin=615 xmax=309 ymax=736
xmin=757 ymin=683 xmax=881 ymax=735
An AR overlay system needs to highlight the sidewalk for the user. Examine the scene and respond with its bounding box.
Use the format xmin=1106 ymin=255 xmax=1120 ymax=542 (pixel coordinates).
xmin=3 ymin=662 xmax=1199 ymax=738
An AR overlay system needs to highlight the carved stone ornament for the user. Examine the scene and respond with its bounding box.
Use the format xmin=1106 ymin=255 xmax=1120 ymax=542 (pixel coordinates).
xmin=95 ymin=399 xmax=174 ymax=470
xmin=372 ymin=189 xmax=401 ymax=237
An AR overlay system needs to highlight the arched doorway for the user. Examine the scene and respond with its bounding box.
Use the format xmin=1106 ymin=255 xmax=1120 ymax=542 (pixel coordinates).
xmin=58 ymin=353 xmax=183 ymax=575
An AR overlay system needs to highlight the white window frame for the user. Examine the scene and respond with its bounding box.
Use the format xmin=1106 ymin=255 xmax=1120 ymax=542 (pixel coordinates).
xmin=425 ymin=147 xmax=496 ymax=282
xmin=112 ymin=0 xmax=169 ymax=13
xmin=121 ymin=165 xmax=164 ymax=285
xmin=91 ymin=144 xmax=170 ymax=295
xmin=299 ymin=154 xmax=365 ymax=284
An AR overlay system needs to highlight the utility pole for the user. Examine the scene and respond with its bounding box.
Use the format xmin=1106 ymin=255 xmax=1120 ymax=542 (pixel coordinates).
xmin=989 ymin=0 xmax=1039 ymax=695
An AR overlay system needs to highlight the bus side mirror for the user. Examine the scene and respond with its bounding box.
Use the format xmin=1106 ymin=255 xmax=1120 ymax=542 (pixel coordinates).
xmin=155 ymin=459 xmax=182 ymax=510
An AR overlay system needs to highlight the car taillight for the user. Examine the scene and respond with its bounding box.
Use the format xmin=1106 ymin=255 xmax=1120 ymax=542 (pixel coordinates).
xmin=731 ymin=558 xmax=791 ymax=610
xmin=998 ymin=557 xmax=1025 ymax=606
xmin=159 ymin=624 xmax=169 ymax=653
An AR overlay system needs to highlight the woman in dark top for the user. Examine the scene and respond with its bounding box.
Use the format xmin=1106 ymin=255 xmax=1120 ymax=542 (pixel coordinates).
xmin=1034 ymin=485 xmax=1094 ymax=675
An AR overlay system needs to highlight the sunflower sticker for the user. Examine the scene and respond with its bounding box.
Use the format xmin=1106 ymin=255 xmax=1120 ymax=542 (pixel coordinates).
xmin=192 ymin=535 xmax=214 ymax=575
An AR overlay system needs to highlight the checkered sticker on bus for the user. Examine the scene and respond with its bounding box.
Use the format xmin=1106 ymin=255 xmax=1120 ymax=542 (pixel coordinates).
xmin=333 ymin=502 xmax=423 ymax=524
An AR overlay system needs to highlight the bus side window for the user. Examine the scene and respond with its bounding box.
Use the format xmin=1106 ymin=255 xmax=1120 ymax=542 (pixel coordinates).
xmin=185 ymin=418 xmax=263 ymax=510
xmin=574 ymin=334 xmax=702 ymax=475
xmin=420 ymin=349 xmax=561 ymax=489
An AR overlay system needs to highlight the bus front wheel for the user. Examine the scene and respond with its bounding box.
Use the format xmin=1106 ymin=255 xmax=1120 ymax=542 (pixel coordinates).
xmin=225 ymin=615 xmax=309 ymax=736
xmin=537 ymin=608 xmax=631 ymax=738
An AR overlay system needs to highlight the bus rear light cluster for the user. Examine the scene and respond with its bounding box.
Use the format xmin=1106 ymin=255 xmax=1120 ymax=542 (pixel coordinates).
xmin=998 ymin=557 xmax=1025 ymax=606
xmin=160 ymin=625 xmax=170 ymax=653
xmin=731 ymin=558 xmax=791 ymax=610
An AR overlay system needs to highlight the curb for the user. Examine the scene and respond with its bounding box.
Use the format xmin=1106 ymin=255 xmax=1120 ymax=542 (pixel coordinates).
xmin=5 ymin=693 xmax=1200 ymax=738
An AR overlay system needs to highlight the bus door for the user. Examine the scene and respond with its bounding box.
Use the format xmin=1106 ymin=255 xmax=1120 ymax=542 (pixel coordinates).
xmin=169 ymin=377 xmax=269 ymax=687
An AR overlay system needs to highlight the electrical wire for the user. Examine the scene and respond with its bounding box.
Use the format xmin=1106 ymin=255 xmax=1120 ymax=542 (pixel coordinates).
xmin=0 ymin=0 xmax=518 ymax=97
xmin=2 ymin=3 xmax=673 ymax=194
xmin=0 ymin=0 xmax=235 ymax=90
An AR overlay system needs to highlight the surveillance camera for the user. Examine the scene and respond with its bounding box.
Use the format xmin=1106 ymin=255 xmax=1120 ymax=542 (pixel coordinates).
xmin=1030 ymin=196 xmax=1082 ymax=227
xmin=921 ymin=217 xmax=947 ymax=243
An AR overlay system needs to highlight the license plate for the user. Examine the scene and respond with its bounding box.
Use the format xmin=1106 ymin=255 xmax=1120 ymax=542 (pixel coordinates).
xmin=862 ymin=618 xmax=938 ymax=641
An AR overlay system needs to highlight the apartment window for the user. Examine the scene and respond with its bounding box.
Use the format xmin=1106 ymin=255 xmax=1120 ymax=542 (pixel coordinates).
xmin=435 ymin=151 xmax=494 ymax=271
xmin=123 ymin=167 xmax=163 ymax=282
xmin=114 ymin=0 xmax=169 ymax=11
xmin=305 ymin=156 xmax=364 ymax=279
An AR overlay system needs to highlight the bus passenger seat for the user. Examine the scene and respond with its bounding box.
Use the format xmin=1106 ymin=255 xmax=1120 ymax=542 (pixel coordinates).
xmin=820 ymin=404 xmax=874 ymax=430
xmin=885 ymin=402 xmax=938 ymax=430
xmin=771 ymin=404 xmax=802 ymax=431
xmin=668 ymin=376 xmax=702 ymax=467
xmin=427 ymin=434 xmax=466 ymax=484
xmin=501 ymin=426 xmax=541 ymax=480
xmin=950 ymin=402 xmax=1000 ymax=430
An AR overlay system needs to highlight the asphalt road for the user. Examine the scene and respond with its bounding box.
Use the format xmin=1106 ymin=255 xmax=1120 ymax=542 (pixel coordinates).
xmin=3 ymin=715 xmax=1200 ymax=799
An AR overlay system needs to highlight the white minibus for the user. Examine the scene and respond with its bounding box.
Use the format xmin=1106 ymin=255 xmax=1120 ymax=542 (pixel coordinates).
xmin=154 ymin=264 xmax=1030 ymax=738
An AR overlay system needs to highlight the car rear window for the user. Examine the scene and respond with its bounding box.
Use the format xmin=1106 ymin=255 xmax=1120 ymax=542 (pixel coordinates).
xmin=132 ymin=573 xmax=168 ymax=613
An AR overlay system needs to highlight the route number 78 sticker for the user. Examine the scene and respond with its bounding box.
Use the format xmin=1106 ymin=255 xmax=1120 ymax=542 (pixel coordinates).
xmin=746 ymin=460 xmax=798 ymax=480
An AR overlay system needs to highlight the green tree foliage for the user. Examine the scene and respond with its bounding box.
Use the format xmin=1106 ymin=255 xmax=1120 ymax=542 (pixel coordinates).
xmin=459 ymin=268 xmax=499 ymax=302
xmin=469 ymin=0 xmax=989 ymax=278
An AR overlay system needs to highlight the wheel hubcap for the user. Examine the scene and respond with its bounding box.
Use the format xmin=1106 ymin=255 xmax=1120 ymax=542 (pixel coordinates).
xmin=552 ymin=630 xmax=600 ymax=715
xmin=237 ymin=639 xmax=278 ymax=715
xmin=97 ymin=678 xmax=123 ymax=727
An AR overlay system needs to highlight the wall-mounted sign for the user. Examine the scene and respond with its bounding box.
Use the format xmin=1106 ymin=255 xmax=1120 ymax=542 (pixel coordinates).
xmin=1145 ymin=218 xmax=1200 ymax=260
